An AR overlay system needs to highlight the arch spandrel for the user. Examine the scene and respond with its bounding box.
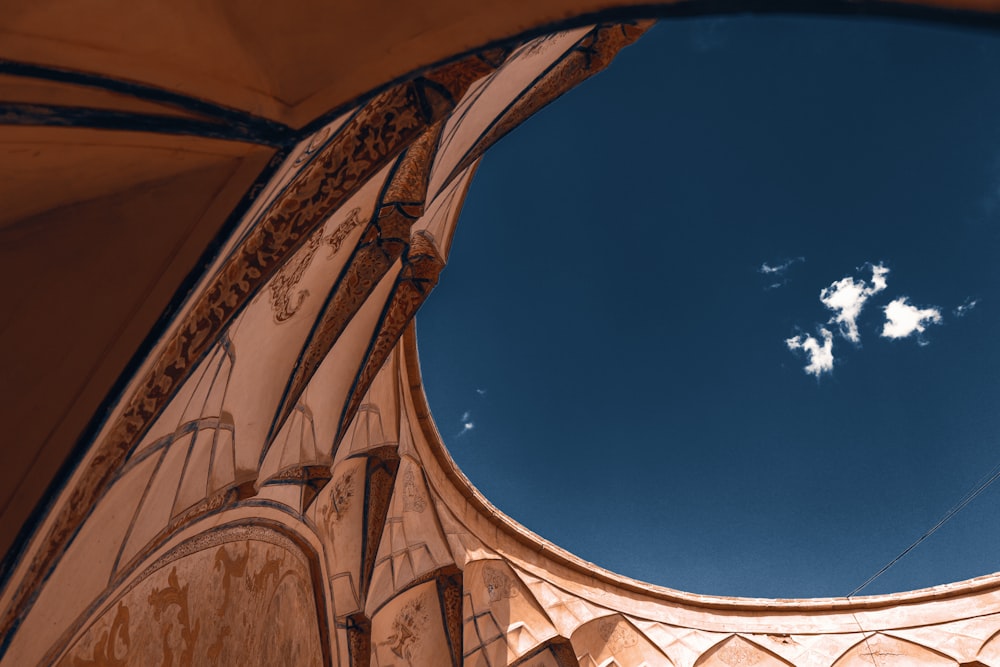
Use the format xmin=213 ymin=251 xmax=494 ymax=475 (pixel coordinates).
xmin=831 ymin=634 xmax=959 ymax=666
xmin=571 ymin=614 xmax=674 ymax=666
xmin=695 ymin=635 xmax=794 ymax=667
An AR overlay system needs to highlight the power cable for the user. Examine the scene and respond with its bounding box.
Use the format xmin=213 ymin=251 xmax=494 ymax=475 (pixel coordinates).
xmin=847 ymin=459 xmax=1000 ymax=598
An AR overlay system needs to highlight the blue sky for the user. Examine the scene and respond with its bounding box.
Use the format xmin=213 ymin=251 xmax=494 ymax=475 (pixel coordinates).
xmin=417 ymin=15 xmax=1000 ymax=598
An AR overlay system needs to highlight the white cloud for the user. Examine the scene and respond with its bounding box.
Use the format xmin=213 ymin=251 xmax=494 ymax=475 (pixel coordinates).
xmin=869 ymin=263 xmax=889 ymax=293
xmin=954 ymin=298 xmax=979 ymax=317
xmin=786 ymin=328 xmax=835 ymax=377
xmin=819 ymin=263 xmax=889 ymax=343
xmin=759 ymin=257 xmax=805 ymax=290
xmin=475 ymin=388 xmax=487 ymax=396
xmin=759 ymin=257 xmax=804 ymax=275
xmin=881 ymin=298 xmax=942 ymax=341
xmin=455 ymin=410 xmax=475 ymax=438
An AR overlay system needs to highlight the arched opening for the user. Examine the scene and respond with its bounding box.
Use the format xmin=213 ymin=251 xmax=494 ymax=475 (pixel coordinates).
xmin=418 ymin=14 xmax=1000 ymax=598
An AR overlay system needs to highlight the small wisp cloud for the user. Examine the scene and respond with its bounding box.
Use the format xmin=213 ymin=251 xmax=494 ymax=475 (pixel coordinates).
xmin=954 ymin=298 xmax=979 ymax=317
xmin=456 ymin=386 xmax=488 ymax=438
xmin=881 ymin=298 xmax=942 ymax=343
xmin=455 ymin=410 xmax=474 ymax=438
xmin=759 ymin=256 xmax=804 ymax=289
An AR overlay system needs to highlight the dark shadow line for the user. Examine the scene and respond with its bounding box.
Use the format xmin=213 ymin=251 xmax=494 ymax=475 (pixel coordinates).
xmin=0 ymin=59 xmax=295 ymax=143
xmin=0 ymin=103 xmax=288 ymax=147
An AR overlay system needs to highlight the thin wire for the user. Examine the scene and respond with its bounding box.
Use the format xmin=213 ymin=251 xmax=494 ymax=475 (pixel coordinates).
xmin=850 ymin=612 xmax=881 ymax=667
xmin=847 ymin=459 xmax=1000 ymax=598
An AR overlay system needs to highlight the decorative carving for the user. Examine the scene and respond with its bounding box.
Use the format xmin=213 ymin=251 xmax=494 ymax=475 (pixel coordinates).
xmin=213 ymin=543 xmax=249 ymax=616
xmin=70 ymin=603 xmax=130 ymax=667
xmin=598 ymin=618 xmax=638 ymax=651
xmin=293 ymin=124 xmax=333 ymax=166
xmin=268 ymin=228 xmax=323 ymax=323
xmin=323 ymin=469 xmax=355 ymax=523
xmin=402 ymin=468 xmax=427 ymax=514
xmin=325 ymin=206 xmax=364 ymax=257
xmin=483 ymin=566 xmax=519 ymax=603
xmin=57 ymin=534 xmax=323 ymax=667
xmin=147 ymin=567 xmax=201 ymax=667
xmin=268 ymin=206 xmax=363 ymax=323
xmin=717 ymin=640 xmax=763 ymax=666
xmin=380 ymin=595 xmax=429 ymax=663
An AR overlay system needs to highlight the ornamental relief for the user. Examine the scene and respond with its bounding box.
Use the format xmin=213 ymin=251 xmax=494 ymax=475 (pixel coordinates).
xmin=482 ymin=565 xmax=519 ymax=603
xmin=323 ymin=469 xmax=356 ymax=524
xmin=268 ymin=206 xmax=364 ymax=323
xmin=717 ymin=642 xmax=763 ymax=666
xmin=598 ymin=618 xmax=639 ymax=651
xmin=293 ymin=124 xmax=334 ymax=167
xmin=379 ymin=594 xmax=430 ymax=664
xmin=57 ymin=536 xmax=323 ymax=667
xmin=402 ymin=468 xmax=427 ymax=514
